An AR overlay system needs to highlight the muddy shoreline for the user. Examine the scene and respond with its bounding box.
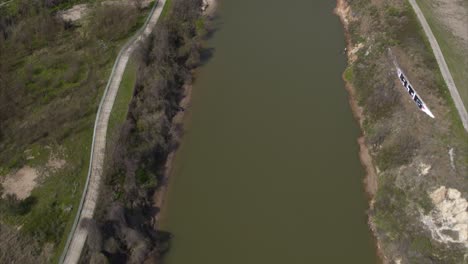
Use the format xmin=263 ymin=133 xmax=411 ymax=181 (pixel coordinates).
xmin=334 ymin=0 xmax=387 ymax=263
xmin=152 ymin=7 xmax=217 ymax=228
xmin=153 ymin=83 xmax=192 ymax=226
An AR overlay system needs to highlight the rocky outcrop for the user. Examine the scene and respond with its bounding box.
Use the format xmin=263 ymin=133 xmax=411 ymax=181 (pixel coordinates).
xmin=421 ymin=186 xmax=468 ymax=248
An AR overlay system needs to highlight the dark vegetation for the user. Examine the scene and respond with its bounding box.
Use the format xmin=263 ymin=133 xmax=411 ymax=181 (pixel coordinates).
xmin=0 ymin=0 xmax=151 ymax=262
xmin=80 ymin=0 xmax=207 ymax=263
xmin=344 ymin=0 xmax=467 ymax=262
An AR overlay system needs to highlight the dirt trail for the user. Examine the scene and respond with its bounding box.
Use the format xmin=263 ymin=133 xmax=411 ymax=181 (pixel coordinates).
xmin=60 ymin=1 xmax=167 ymax=263
xmin=409 ymin=0 xmax=468 ymax=132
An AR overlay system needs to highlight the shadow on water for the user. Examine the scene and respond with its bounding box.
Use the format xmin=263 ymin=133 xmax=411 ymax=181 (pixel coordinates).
xmin=158 ymin=18 xmax=220 ymax=264
xmin=203 ymin=21 xmax=222 ymax=40
xmin=197 ymin=13 xmax=223 ymax=66
xmin=199 ymin=47 xmax=215 ymax=66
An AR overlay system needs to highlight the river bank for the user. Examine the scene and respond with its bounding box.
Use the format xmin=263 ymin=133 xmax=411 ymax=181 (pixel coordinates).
xmin=75 ymin=0 xmax=210 ymax=262
xmin=335 ymin=0 xmax=468 ymax=262
xmin=334 ymin=2 xmax=386 ymax=263
xmin=153 ymin=0 xmax=215 ymax=232
xmin=153 ymin=83 xmax=192 ymax=224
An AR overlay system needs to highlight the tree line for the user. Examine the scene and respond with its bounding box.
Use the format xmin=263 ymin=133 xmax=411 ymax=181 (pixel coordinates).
xmin=83 ymin=0 xmax=206 ymax=263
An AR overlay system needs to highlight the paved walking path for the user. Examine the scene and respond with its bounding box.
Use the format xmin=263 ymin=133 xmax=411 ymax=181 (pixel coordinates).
xmin=60 ymin=1 xmax=167 ymax=263
xmin=409 ymin=0 xmax=468 ymax=132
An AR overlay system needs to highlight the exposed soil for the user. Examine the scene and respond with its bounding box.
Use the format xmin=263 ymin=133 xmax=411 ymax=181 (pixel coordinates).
xmin=59 ymin=0 xmax=153 ymax=22
xmin=1 ymin=153 xmax=66 ymax=200
xmin=359 ymin=137 xmax=378 ymax=196
xmin=202 ymin=0 xmax=217 ymax=16
xmin=335 ymin=0 xmax=378 ymax=201
xmin=59 ymin=4 xmax=88 ymax=22
xmin=1 ymin=166 xmax=39 ymax=200
xmin=47 ymin=157 xmax=66 ymax=170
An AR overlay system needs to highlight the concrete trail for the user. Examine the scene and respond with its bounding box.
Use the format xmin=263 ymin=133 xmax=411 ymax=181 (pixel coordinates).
xmin=60 ymin=1 xmax=167 ymax=263
xmin=408 ymin=0 xmax=468 ymax=132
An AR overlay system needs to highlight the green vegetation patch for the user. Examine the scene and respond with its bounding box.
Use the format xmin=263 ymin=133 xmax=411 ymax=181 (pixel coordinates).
xmin=0 ymin=0 xmax=154 ymax=262
xmin=108 ymin=58 xmax=138 ymax=135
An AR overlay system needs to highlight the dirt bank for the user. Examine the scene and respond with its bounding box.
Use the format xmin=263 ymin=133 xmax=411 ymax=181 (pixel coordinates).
xmin=334 ymin=0 xmax=386 ymax=263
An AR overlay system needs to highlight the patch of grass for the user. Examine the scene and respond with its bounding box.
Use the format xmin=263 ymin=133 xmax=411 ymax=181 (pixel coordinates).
xmin=107 ymin=58 xmax=137 ymax=136
xmin=0 ymin=1 xmax=160 ymax=262
xmin=405 ymin=2 xmax=467 ymax=135
xmin=195 ymin=17 xmax=206 ymax=35
xmin=409 ymin=236 xmax=432 ymax=255
xmin=344 ymin=66 xmax=354 ymax=83
xmin=24 ymin=144 xmax=51 ymax=167
xmin=161 ymin=0 xmax=172 ymax=18
xmin=49 ymin=115 xmax=95 ymax=263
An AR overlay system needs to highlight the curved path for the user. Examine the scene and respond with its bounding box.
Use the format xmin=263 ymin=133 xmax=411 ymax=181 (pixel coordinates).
xmin=409 ymin=0 xmax=468 ymax=132
xmin=60 ymin=1 xmax=167 ymax=263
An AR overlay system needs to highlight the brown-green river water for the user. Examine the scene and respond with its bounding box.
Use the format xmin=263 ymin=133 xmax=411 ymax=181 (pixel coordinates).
xmin=160 ymin=0 xmax=378 ymax=263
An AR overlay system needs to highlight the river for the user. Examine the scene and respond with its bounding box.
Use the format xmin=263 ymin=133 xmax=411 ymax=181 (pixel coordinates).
xmin=160 ymin=0 xmax=378 ymax=263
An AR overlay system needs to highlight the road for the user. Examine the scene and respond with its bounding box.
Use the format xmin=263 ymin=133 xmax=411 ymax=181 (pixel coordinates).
xmin=408 ymin=0 xmax=468 ymax=132
xmin=59 ymin=1 xmax=167 ymax=263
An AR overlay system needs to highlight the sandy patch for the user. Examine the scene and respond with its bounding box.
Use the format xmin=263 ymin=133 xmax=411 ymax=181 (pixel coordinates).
xmin=359 ymin=137 xmax=378 ymax=196
xmin=1 ymin=150 xmax=66 ymax=200
xmin=202 ymin=0 xmax=217 ymax=16
xmin=2 ymin=166 xmax=39 ymax=200
xmin=422 ymin=186 xmax=468 ymax=248
xmin=47 ymin=157 xmax=66 ymax=170
xmin=59 ymin=0 xmax=153 ymax=22
xmin=59 ymin=4 xmax=88 ymax=22
xmin=103 ymin=0 xmax=153 ymax=8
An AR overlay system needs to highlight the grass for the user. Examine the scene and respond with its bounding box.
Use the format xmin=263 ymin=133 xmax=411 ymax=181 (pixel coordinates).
xmin=344 ymin=66 xmax=354 ymax=83
xmin=32 ymin=125 xmax=94 ymax=263
xmin=107 ymin=57 xmax=137 ymax=138
xmin=407 ymin=1 xmax=467 ymax=136
xmin=0 ymin=114 xmax=96 ymax=262
xmin=52 ymin=5 xmax=159 ymax=260
xmin=416 ymin=0 xmax=468 ymax=110
xmin=0 ymin=1 xmax=159 ymax=262
xmin=161 ymin=0 xmax=172 ymax=18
